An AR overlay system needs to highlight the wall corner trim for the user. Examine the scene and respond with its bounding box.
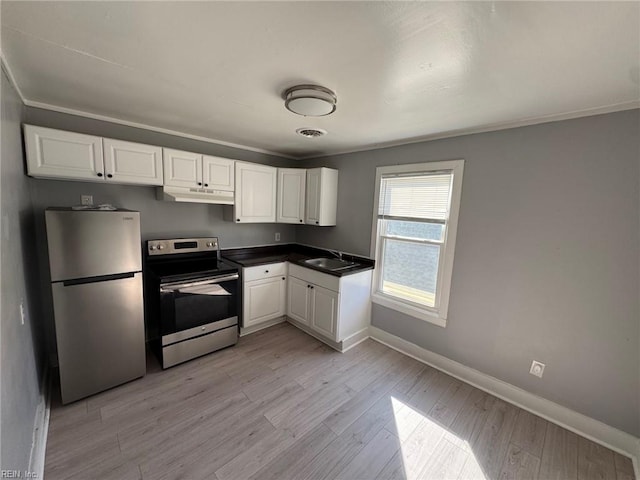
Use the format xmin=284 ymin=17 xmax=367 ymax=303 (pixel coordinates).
xmin=28 ymin=367 xmax=51 ymax=480
xmin=368 ymin=325 xmax=640 ymax=472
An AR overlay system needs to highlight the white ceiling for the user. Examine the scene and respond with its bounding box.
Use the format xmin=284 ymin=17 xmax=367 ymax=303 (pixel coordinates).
xmin=2 ymin=2 xmax=639 ymax=159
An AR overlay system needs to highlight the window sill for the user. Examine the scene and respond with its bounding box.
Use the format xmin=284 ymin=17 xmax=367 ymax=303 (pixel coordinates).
xmin=371 ymin=293 xmax=447 ymax=328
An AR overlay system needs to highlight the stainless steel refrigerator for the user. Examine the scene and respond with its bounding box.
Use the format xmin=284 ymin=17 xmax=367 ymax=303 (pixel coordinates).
xmin=45 ymin=207 xmax=146 ymax=404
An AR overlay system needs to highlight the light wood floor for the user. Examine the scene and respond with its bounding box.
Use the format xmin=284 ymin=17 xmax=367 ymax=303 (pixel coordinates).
xmin=45 ymin=322 xmax=635 ymax=480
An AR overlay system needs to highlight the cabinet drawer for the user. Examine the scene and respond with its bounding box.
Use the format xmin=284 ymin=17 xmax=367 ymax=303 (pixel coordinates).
xmin=243 ymin=262 xmax=287 ymax=282
xmin=288 ymin=263 xmax=340 ymax=292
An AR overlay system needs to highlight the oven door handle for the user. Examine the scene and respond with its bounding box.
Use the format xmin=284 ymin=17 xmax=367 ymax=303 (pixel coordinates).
xmin=160 ymin=273 xmax=239 ymax=292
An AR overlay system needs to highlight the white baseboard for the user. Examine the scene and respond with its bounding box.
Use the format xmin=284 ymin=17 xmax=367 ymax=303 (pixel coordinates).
xmin=369 ymin=326 xmax=640 ymax=473
xmin=341 ymin=328 xmax=370 ymax=352
xmin=28 ymin=366 xmax=51 ymax=479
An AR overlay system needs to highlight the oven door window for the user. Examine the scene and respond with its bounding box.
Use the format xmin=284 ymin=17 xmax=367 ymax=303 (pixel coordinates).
xmin=160 ymin=277 xmax=238 ymax=335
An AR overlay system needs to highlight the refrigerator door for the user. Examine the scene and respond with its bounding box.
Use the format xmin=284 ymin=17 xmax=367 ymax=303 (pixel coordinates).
xmin=46 ymin=209 xmax=141 ymax=281
xmin=52 ymin=272 xmax=146 ymax=404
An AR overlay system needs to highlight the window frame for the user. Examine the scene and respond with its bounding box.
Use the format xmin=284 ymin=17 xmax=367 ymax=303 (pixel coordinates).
xmin=370 ymin=160 xmax=465 ymax=327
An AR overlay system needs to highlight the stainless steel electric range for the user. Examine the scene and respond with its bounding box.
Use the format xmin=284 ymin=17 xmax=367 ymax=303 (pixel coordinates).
xmin=144 ymin=237 xmax=239 ymax=368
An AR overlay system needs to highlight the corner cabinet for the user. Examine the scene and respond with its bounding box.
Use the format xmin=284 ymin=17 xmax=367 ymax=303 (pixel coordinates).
xmin=242 ymin=263 xmax=287 ymax=333
xmin=287 ymin=263 xmax=371 ymax=345
xmin=234 ymin=162 xmax=277 ymax=223
xmin=306 ymin=167 xmax=338 ymax=226
xmin=24 ymin=125 xmax=163 ymax=185
xmin=277 ymin=168 xmax=306 ymax=224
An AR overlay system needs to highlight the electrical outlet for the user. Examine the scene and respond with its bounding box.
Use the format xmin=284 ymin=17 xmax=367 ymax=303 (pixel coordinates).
xmin=19 ymin=302 xmax=26 ymax=326
xmin=530 ymin=360 xmax=545 ymax=378
xmin=275 ymin=232 xmax=281 ymax=241
xmin=81 ymin=195 xmax=93 ymax=206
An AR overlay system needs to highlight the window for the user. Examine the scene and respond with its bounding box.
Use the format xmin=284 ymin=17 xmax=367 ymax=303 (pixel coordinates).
xmin=371 ymin=160 xmax=464 ymax=326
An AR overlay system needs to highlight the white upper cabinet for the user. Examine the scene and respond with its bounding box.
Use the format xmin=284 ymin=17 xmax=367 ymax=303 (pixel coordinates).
xmin=103 ymin=138 xmax=163 ymax=185
xmin=25 ymin=125 xmax=105 ymax=182
xmin=202 ymin=155 xmax=234 ymax=191
xmin=305 ymin=167 xmax=338 ymax=226
xmin=164 ymin=150 xmax=236 ymax=192
xmin=277 ymin=168 xmax=306 ymax=224
xmin=234 ymin=162 xmax=277 ymax=223
xmin=163 ymin=148 xmax=202 ymax=188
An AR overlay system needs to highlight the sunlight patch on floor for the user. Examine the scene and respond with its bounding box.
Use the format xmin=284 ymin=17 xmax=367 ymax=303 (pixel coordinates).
xmin=389 ymin=396 xmax=487 ymax=479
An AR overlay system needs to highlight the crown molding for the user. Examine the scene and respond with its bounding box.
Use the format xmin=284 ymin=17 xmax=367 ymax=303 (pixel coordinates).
xmin=300 ymin=100 xmax=640 ymax=160
xmin=1 ymin=51 xmax=28 ymax=103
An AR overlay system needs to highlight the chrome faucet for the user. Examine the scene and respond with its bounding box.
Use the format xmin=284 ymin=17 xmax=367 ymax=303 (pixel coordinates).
xmin=329 ymin=249 xmax=343 ymax=260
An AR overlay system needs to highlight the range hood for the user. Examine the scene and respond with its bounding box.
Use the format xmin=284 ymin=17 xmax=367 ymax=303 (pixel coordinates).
xmin=157 ymin=186 xmax=234 ymax=205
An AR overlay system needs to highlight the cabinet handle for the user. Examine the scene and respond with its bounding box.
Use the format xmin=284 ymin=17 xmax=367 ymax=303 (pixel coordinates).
xmin=204 ymin=183 xmax=209 ymax=187
xmin=265 ymin=270 xmax=269 ymax=273
xmin=197 ymin=182 xmax=202 ymax=186
xmin=282 ymin=277 xmax=285 ymax=280
xmin=315 ymin=221 xmax=319 ymax=225
xmin=97 ymin=172 xmax=103 ymax=177
xmin=310 ymin=285 xmax=314 ymax=289
xmin=107 ymin=173 xmax=113 ymax=178
xmin=236 ymin=219 xmax=240 ymax=222
xmin=300 ymin=219 xmax=303 ymax=222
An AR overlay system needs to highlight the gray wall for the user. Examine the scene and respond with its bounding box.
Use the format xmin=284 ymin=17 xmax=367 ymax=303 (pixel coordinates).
xmin=25 ymin=107 xmax=296 ymax=360
xmin=299 ymin=110 xmax=640 ymax=437
xmin=1 ymin=70 xmax=46 ymax=470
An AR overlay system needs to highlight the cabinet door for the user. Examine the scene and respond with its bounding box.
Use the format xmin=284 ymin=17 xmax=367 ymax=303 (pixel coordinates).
xmin=287 ymin=276 xmax=311 ymax=325
xmin=163 ymin=148 xmax=202 ymax=188
xmin=305 ymin=168 xmax=321 ymax=225
xmin=234 ymin=162 xmax=277 ymax=223
xmin=310 ymin=285 xmax=339 ymax=340
xmin=243 ymin=276 xmax=286 ymax=327
xmin=103 ymin=139 xmax=163 ymax=185
xmin=277 ymin=168 xmax=306 ymax=224
xmin=24 ymin=125 xmax=105 ymax=181
xmin=202 ymin=155 xmax=234 ymax=191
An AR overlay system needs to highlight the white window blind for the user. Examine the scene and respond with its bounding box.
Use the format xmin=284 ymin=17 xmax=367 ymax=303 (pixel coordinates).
xmin=378 ymin=173 xmax=453 ymax=221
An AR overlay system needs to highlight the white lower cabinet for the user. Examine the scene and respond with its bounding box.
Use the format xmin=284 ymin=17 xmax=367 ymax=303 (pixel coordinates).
xmin=310 ymin=285 xmax=339 ymax=339
xmin=287 ymin=263 xmax=371 ymax=345
xmin=242 ymin=263 xmax=287 ymax=330
xmin=287 ymin=276 xmax=312 ymax=325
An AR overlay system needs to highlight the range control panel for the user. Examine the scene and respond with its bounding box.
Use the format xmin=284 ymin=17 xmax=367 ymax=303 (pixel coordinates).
xmin=147 ymin=237 xmax=219 ymax=256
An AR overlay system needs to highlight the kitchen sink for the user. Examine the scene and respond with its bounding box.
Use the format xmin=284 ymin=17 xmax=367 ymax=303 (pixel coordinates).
xmin=304 ymin=257 xmax=357 ymax=271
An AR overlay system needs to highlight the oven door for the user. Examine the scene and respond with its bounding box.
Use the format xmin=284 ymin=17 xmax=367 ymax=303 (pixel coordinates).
xmin=159 ymin=273 xmax=239 ymax=344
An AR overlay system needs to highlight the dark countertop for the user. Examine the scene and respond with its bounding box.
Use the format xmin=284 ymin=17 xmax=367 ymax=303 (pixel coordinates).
xmin=221 ymin=243 xmax=374 ymax=277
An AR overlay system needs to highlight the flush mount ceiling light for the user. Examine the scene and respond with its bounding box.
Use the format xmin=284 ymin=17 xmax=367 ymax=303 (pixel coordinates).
xmin=296 ymin=127 xmax=327 ymax=138
xmin=284 ymin=84 xmax=337 ymax=117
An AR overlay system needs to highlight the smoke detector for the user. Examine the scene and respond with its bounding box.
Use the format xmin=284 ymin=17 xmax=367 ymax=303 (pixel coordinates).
xmin=296 ymin=128 xmax=327 ymax=138
xmin=284 ymin=85 xmax=337 ymax=117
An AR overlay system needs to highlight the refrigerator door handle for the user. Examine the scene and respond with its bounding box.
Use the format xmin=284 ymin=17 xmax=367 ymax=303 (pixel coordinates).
xmin=62 ymin=271 xmax=136 ymax=287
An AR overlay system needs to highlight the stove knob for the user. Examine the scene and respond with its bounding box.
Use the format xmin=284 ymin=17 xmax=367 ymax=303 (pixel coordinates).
xmin=149 ymin=245 xmax=156 ymax=251
xmin=158 ymin=244 xmax=165 ymax=250
xmin=207 ymin=242 xmax=213 ymax=247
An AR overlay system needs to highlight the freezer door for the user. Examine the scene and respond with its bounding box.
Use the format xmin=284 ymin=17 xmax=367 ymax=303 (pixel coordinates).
xmin=52 ymin=272 xmax=146 ymax=403
xmin=46 ymin=209 xmax=141 ymax=281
